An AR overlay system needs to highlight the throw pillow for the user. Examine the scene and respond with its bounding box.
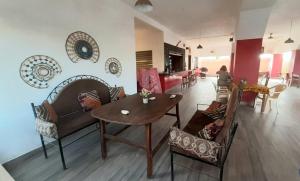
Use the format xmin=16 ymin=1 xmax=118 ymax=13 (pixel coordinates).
xmin=109 ymin=86 xmax=126 ymax=101
xmin=202 ymin=104 xmax=227 ymax=120
xmin=35 ymin=100 xmax=58 ymax=123
xmin=198 ymin=119 xmax=224 ymax=140
xmin=78 ymin=90 xmax=102 ymax=112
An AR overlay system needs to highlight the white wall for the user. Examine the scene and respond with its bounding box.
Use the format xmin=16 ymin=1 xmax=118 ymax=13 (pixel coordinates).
xmin=198 ymin=57 xmax=231 ymax=75
xmin=0 ymin=0 xmax=184 ymax=164
xmin=0 ymin=0 xmax=137 ymax=164
xmin=133 ymin=11 xmax=185 ymax=48
xmin=135 ymin=25 xmax=164 ymax=72
xmin=132 ymin=8 xmax=187 ymax=72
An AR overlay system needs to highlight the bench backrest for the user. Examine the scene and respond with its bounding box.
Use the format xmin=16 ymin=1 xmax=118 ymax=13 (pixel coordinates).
xmin=214 ymin=84 xmax=239 ymax=165
xmin=50 ymin=78 xmax=111 ymax=116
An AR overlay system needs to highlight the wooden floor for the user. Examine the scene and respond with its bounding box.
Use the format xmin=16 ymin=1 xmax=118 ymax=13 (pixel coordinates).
xmin=4 ymin=78 xmax=300 ymax=181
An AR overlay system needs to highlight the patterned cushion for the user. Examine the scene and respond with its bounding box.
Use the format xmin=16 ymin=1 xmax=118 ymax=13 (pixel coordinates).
xmin=35 ymin=100 xmax=57 ymax=123
xmin=202 ymin=104 xmax=227 ymax=120
xmin=78 ymin=90 xmax=101 ymax=112
xmin=36 ymin=118 xmax=58 ymax=139
xmin=169 ymin=127 xmax=221 ymax=163
xmin=198 ymin=119 xmax=224 ymax=140
xmin=109 ymin=86 xmax=126 ymax=101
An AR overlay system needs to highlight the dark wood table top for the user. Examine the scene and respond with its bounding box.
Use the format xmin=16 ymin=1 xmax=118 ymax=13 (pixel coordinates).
xmin=91 ymin=93 xmax=182 ymax=125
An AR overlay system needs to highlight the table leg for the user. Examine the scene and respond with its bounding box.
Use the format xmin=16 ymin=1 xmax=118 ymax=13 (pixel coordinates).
xmin=100 ymin=120 xmax=107 ymax=159
xmin=176 ymin=103 xmax=181 ymax=129
xmin=261 ymin=94 xmax=268 ymax=113
xmin=145 ymin=123 xmax=153 ymax=178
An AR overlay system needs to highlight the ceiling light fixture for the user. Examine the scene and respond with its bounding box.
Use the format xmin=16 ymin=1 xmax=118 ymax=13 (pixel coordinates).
xmin=268 ymin=33 xmax=274 ymax=39
xmin=285 ymin=38 xmax=294 ymax=44
xmin=197 ymin=44 xmax=203 ymax=49
xmin=229 ymin=32 xmax=234 ymax=42
xmin=135 ymin=0 xmax=153 ymax=12
xmin=285 ymin=19 xmax=295 ymax=44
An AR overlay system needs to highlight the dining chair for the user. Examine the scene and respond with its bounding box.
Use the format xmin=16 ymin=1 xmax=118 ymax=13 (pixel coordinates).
xmin=267 ymin=84 xmax=287 ymax=113
xmin=254 ymin=75 xmax=270 ymax=108
xmin=285 ymin=73 xmax=292 ymax=87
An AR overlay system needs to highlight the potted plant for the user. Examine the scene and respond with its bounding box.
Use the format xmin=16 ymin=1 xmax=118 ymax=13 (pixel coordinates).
xmin=140 ymin=88 xmax=151 ymax=104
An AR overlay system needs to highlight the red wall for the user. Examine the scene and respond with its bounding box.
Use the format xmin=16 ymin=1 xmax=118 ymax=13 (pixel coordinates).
xmin=293 ymin=50 xmax=300 ymax=75
xmin=271 ymin=54 xmax=283 ymax=77
xmin=233 ymin=39 xmax=262 ymax=84
xmin=233 ymin=39 xmax=262 ymax=103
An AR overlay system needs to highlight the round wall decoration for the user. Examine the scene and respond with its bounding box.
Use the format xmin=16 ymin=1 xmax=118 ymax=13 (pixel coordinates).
xmin=65 ymin=31 xmax=100 ymax=63
xmin=105 ymin=58 xmax=122 ymax=77
xmin=19 ymin=55 xmax=62 ymax=89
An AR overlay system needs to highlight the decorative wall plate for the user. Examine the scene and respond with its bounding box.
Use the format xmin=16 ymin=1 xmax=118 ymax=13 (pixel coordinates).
xmin=105 ymin=58 xmax=122 ymax=77
xmin=20 ymin=55 xmax=62 ymax=89
xmin=66 ymin=31 xmax=100 ymax=63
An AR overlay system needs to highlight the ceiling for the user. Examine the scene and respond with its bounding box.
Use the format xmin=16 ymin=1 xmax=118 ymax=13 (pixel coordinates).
xmin=263 ymin=0 xmax=300 ymax=53
xmin=123 ymin=0 xmax=239 ymax=39
xmin=123 ymin=0 xmax=300 ymax=55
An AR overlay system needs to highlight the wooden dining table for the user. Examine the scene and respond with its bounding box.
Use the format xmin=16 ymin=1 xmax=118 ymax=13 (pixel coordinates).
xmin=91 ymin=93 xmax=182 ymax=178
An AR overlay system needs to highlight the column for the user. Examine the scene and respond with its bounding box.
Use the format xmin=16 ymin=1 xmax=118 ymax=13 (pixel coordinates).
xmin=232 ymin=38 xmax=263 ymax=103
xmin=293 ymin=50 xmax=300 ymax=75
xmin=233 ymin=38 xmax=262 ymax=84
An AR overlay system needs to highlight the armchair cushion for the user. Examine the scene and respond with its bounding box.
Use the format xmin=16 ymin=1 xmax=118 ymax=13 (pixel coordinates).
xmin=183 ymin=111 xmax=215 ymax=136
xmin=169 ymin=127 xmax=221 ymax=163
xmin=57 ymin=111 xmax=98 ymax=138
xmin=36 ymin=118 xmax=58 ymax=139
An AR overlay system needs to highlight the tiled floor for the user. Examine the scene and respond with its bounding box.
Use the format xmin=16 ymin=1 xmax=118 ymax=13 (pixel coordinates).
xmin=4 ymin=77 xmax=300 ymax=181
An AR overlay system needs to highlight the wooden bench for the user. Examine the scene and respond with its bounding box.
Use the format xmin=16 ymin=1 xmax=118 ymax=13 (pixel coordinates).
xmin=31 ymin=75 xmax=113 ymax=169
xmin=169 ymin=84 xmax=240 ymax=181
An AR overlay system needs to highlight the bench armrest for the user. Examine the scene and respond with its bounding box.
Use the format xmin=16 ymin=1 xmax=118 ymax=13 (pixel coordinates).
xmin=169 ymin=127 xmax=221 ymax=163
xmin=36 ymin=118 xmax=58 ymax=139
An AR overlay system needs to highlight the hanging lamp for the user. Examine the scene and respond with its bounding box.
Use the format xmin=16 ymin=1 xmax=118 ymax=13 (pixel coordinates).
xmin=197 ymin=44 xmax=203 ymax=49
xmin=135 ymin=0 xmax=153 ymax=12
xmin=285 ymin=19 xmax=295 ymax=44
xmin=268 ymin=33 xmax=274 ymax=39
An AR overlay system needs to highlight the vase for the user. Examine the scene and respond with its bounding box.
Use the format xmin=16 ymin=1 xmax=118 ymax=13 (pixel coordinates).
xmin=143 ymin=97 xmax=149 ymax=104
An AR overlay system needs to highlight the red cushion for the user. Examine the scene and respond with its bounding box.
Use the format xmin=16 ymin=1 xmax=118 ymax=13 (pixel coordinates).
xmin=198 ymin=119 xmax=224 ymax=141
